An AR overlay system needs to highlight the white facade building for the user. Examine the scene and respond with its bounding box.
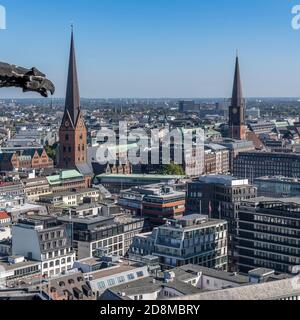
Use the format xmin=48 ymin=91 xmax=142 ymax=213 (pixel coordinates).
xmin=12 ymin=217 xmax=75 ymax=278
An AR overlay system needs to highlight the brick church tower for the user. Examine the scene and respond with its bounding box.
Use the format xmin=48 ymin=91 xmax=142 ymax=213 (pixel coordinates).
xmin=228 ymin=55 xmax=247 ymax=140
xmin=59 ymin=30 xmax=88 ymax=170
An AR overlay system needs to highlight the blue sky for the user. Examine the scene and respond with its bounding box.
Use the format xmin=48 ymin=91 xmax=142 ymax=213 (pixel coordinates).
xmin=0 ymin=0 xmax=300 ymax=98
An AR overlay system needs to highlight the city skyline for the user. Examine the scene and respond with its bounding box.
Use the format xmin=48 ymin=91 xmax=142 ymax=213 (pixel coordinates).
xmin=1 ymin=0 xmax=300 ymax=99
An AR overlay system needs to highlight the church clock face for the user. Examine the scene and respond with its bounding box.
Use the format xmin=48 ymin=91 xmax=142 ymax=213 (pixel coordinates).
xmin=232 ymin=108 xmax=238 ymax=115
xmin=65 ymin=121 xmax=70 ymax=128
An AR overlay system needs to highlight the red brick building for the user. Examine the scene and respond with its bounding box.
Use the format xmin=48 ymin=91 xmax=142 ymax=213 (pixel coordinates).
xmin=0 ymin=149 xmax=53 ymax=171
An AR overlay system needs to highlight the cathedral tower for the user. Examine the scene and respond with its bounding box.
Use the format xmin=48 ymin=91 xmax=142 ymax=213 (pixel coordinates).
xmin=228 ymin=55 xmax=247 ymax=140
xmin=59 ymin=30 xmax=87 ymax=169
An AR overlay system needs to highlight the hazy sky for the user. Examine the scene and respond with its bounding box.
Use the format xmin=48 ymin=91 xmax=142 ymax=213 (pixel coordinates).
xmin=1 ymin=0 xmax=300 ymax=98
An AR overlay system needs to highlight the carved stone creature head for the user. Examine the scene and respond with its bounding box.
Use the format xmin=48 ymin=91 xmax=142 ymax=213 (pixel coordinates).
xmin=22 ymin=67 xmax=55 ymax=97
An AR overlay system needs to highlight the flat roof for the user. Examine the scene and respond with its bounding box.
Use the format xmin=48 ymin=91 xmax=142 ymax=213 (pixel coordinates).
xmin=41 ymin=188 xmax=99 ymax=198
xmin=58 ymin=215 xmax=113 ymax=225
xmin=96 ymin=174 xmax=185 ymax=180
xmin=178 ymin=265 xmax=249 ymax=284
xmin=0 ymin=258 xmax=40 ymax=271
xmin=89 ymin=261 xmax=144 ymax=280
xmin=198 ymin=175 xmax=249 ymax=187
xmin=244 ymin=197 xmax=300 ymax=206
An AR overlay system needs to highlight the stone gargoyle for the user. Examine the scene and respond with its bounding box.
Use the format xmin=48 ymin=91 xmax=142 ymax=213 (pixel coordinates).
xmin=0 ymin=62 xmax=55 ymax=97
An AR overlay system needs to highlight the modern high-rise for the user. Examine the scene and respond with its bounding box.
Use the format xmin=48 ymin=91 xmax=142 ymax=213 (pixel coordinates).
xmin=58 ymin=30 xmax=88 ymax=175
xmin=186 ymin=175 xmax=257 ymax=270
xmin=228 ymin=55 xmax=247 ymax=141
xmin=237 ymin=197 xmax=300 ymax=274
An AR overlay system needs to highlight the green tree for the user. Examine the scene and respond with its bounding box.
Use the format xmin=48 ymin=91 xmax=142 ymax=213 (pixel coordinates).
xmin=158 ymin=162 xmax=185 ymax=176
xmin=45 ymin=145 xmax=57 ymax=161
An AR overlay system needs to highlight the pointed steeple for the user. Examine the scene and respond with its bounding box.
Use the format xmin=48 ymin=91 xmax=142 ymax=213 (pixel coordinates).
xmin=65 ymin=27 xmax=80 ymax=125
xmin=231 ymin=53 xmax=243 ymax=107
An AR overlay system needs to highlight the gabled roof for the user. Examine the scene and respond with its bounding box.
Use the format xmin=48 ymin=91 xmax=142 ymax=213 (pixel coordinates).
xmin=0 ymin=211 xmax=10 ymax=220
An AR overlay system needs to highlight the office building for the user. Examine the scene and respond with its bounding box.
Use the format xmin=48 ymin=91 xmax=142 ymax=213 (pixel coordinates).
xmin=254 ymin=176 xmax=300 ymax=198
xmin=58 ymin=213 xmax=145 ymax=260
xmin=119 ymin=185 xmax=185 ymax=226
xmin=237 ymin=197 xmax=300 ymax=274
xmin=186 ymin=175 xmax=257 ymax=269
xmin=234 ymin=152 xmax=300 ymax=180
xmin=130 ymin=215 xmax=228 ymax=270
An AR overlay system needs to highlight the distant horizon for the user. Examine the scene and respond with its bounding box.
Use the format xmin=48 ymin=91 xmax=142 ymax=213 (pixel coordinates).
xmin=2 ymin=96 xmax=300 ymax=101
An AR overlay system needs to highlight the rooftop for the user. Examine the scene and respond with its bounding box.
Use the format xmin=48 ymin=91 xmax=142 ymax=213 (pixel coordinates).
xmin=0 ymin=257 xmax=40 ymax=271
xmin=178 ymin=265 xmax=249 ymax=284
xmin=255 ymin=176 xmax=300 ymax=183
xmin=58 ymin=214 xmax=113 ymax=225
xmin=244 ymin=197 xmax=300 ymax=206
xmin=88 ymin=260 xmax=144 ymax=280
xmin=174 ymin=276 xmax=300 ymax=301
xmin=162 ymin=214 xmax=227 ymax=231
xmin=197 ymin=175 xmax=249 ymax=187
xmin=103 ymin=276 xmax=201 ymax=299
xmin=96 ymin=174 xmax=185 ymax=181
xmin=46 ymin=170 xmax=84 ymax=185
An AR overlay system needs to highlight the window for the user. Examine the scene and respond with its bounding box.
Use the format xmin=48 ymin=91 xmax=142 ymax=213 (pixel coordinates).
xmin=117 ymin=276 xmax=125 ymax=283
xmin=98 ymin=281 xmax=106 ymax=289
xmin=127 ymin=273 xmax=135 ymax=281
xmin=136 ymin=271 xmax=144 ymax=278
xmin=107 ymin=279 xmax=116 ymax=286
